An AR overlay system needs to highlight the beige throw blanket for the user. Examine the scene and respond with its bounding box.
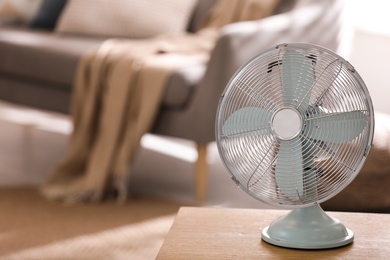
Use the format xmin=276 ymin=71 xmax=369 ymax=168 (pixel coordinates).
xmin=41 ymin=0 xmax=280 ymax=202
xmin=42 ymin=31 xmax=217 ymax=202
xmin=198 ymin=0 xmax=280 ymax=30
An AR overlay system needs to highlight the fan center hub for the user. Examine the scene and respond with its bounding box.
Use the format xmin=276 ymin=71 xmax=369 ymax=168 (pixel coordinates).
xmin=271 ymin=107 xmax=303 ymax=140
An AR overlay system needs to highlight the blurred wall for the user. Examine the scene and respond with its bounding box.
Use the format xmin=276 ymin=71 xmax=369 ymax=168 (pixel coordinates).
xmin=346 ymin=0 xmax=390 ymax=115
xmin=349 ymin=29 xmax=390 ymax=115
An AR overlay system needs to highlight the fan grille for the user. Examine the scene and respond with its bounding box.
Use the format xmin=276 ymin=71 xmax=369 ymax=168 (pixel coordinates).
xmin=216 ymin=43 xmax=374 ymax=208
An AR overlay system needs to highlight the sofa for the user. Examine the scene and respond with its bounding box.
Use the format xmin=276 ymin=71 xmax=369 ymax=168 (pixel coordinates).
xmin=0 ymin=0 xmax=361 ymax=206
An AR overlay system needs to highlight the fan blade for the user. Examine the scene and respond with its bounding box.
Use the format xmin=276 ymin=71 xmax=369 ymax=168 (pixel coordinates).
xmin=222 ymin=107 xmax=272 ymax=137
xmin=305 ymin=110 xmax=368 ymax=143
xmin=275 ymin=140 xmax=304 ymax=200
xmin=282 ymin=50 xmax=315 ymax=111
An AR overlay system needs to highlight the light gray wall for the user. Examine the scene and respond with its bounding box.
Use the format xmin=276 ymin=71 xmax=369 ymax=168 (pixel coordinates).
xmin=349 ymin=29 xmax=390 ymax=115
xmin=346 ymin=0 xmax=390 ymax=115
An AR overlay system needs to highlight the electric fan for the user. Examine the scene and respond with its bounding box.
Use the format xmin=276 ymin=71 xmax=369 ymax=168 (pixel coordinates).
xmin=216 ymin=43 xmax=374 ymax=249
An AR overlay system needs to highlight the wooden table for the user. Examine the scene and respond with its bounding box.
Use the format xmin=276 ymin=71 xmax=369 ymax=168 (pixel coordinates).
xmin=157 ymin=207 xmax=390 ymax=259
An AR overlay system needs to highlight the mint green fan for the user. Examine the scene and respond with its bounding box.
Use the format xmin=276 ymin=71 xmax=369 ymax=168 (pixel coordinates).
xmin=216 ymin=43 xmax=374 ymax=249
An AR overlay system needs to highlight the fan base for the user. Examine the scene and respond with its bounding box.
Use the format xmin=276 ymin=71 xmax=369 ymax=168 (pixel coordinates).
xmin=261 ymin=204 xmax=354 ymax=249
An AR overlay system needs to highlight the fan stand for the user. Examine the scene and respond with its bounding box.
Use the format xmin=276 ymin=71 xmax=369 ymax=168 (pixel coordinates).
xmin=261 ymin=204 xmax=354 ymax=249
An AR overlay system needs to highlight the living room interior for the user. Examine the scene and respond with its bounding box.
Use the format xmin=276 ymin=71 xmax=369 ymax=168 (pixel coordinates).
xmin=0 ymin=0 xmax=389 ymax=259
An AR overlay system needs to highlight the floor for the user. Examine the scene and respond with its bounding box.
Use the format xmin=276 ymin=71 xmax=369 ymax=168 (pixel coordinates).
xmin=0 ymin=101 xmax=274 ymax=210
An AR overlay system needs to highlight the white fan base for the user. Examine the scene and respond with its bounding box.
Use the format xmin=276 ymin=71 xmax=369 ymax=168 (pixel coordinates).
xmin=261 ymin=204 xmax=354 ymax=249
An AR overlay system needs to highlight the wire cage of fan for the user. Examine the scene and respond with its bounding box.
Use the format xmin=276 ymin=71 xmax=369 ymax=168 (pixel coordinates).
xmin=216 ymin=43 xmax=375 ymax=208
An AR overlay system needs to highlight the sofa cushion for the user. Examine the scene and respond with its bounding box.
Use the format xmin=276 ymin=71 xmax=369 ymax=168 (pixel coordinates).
xmin=28 ymin=0 xmax=67 ymax=30
xmin=0 ymin=27 xmax=205 ymax=108
xmin=55 ymin=0 xmax=198 ymax=38
xmin=0 ymin=27 xmax=104 ymax=88
xmin=163 ymin=64 xmax=206 ymax=108
xmin=0 ymin=0 xmax=42 ymax=25
xmin=187 ymin=0 xmax=218 ymax=32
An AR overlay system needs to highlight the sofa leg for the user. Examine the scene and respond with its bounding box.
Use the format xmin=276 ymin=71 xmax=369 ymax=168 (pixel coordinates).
xmin=195 ymin=143 xmax=207 ymax=205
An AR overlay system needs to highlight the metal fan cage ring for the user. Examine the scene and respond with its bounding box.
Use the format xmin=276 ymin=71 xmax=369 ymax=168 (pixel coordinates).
xmin=216 ymin=43 xmax=375 ymax=208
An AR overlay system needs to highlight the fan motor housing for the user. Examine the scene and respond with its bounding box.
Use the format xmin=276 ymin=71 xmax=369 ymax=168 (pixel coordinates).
xmin=271 ymin=107 xmax=303 ymax=140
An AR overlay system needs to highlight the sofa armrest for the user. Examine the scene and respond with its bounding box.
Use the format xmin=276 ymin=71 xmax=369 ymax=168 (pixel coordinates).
xmin=154 ymin=0 xmax=348 ymax=144
xmin=203 ymin=0 xmax=348 ymax=92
